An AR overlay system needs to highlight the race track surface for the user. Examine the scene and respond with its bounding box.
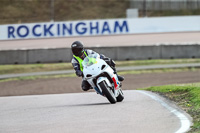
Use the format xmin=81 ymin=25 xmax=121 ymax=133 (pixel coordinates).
xmin=0 ymin=90 xmax=191 ymax=133
xmin=0 ymin=32 xmax=200 ymax=50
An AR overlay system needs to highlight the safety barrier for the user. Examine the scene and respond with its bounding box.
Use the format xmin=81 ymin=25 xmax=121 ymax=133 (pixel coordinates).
xmin=0 ymin=44 xmax=200 ymax=64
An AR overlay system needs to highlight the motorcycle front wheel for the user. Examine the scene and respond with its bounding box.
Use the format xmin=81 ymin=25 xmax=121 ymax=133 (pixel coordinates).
xmin=99 ymin=81 xmax=116 ymax=104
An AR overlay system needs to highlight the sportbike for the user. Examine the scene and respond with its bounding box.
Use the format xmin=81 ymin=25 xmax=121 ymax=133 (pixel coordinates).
xmin=82 ymin=53 xmax=124 ymax=104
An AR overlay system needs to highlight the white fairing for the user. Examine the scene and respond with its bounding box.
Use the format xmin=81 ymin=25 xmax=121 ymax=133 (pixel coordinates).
xmin=82 ymin=53 xmax=122 ymax=98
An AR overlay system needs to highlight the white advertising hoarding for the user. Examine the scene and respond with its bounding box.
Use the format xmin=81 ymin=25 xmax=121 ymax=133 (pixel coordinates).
xmin=0 ymin=16 xmax=200 ymax=40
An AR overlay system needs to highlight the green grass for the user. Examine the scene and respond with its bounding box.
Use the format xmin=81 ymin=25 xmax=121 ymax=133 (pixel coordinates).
xmin=119 ymin=67 xmax=198 ymax=75
xmin=0 ymin=73 xmax=76 ymax=83
xmin=0 ymin=58 xmax=200 ymax=75
xmin=142 ymin=83 xmax=200 ymax=132
xmin=0 ymin=63 xmax=73 ymax=75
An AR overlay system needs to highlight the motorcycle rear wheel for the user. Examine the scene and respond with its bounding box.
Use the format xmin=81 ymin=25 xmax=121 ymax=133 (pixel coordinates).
xmin=116 ymin=89 xmax=124 ymax=102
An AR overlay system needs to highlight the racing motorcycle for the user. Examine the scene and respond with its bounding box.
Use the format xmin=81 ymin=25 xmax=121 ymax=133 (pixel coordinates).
xmin=82 ymin=53 xmax=124 ymax=104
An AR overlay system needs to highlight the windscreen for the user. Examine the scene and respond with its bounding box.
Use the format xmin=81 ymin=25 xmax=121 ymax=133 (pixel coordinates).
xmin=82 ymin=53 xmax=98 ymax=67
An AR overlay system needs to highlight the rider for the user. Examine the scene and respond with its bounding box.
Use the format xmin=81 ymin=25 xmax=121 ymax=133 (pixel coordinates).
xmin=71 ymin=41 xmax=124 ymax=91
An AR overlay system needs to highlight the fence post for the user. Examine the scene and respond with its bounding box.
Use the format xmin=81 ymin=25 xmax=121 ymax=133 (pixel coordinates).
xmin=50 ymin=0 xmax=54 ymax=22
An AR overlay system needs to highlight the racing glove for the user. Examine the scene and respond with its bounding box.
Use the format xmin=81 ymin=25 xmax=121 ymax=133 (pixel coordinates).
xmin=76 ymin=70 xmax=83 ymax=77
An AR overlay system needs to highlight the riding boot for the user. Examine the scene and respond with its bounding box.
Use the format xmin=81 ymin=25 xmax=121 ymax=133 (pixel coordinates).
xmin=118 ymin=75 xmax=125 ymax=82
xmin=112 ymin=67 xmax=124 ymax=82
xmin=82 ymin=80 xmax=92 ymax=91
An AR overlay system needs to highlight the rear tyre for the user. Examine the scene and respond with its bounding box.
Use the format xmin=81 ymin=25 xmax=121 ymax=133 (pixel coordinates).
xmin=99 ymin=81 xmax=116 ymax=104
xmin=116 ymin=89 xmax=124 ymax=102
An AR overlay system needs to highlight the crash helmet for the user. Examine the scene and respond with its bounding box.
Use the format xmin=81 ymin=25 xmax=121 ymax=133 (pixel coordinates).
xmin=71 ymin=41 xmax=84 ymax=57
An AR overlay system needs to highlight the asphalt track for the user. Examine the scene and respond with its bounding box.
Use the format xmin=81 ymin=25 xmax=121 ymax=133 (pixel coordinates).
xmin=0 ymin=32 xmax=200 ymax=50
xmin=0 ymin=90 xmax=191 ymax=133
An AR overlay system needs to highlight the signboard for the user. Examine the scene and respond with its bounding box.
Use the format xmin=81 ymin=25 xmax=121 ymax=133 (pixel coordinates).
xmin=0 ymin=16 xmax=200 ymax=40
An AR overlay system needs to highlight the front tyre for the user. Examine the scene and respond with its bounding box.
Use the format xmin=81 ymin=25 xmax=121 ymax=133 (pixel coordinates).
xmin=99 ymin=81 xmax=116 ymax=104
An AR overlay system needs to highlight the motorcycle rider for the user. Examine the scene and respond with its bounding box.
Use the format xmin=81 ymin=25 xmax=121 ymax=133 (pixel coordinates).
xmin=71 ymin=41 xmax=124 ymax=91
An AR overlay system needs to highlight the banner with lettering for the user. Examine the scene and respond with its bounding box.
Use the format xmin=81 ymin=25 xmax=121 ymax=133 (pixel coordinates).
xmin=0 ymin=16 xmax=200 ymax=40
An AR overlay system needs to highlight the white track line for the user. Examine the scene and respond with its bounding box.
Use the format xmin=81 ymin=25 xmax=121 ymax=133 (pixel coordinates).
xmin=137 ymin=90 xmax=191 ymax=133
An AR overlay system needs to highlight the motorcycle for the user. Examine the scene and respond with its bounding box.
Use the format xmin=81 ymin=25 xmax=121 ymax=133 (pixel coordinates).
xmin=82 ymin=53 xmax=124 ymax=104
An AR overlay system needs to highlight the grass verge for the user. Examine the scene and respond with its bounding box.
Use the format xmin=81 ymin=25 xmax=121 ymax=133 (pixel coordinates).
xmin=142 ymin=83 xmax=200 ymax=133
xmin=0 ymin=67 xmax=199 ymax=83
xmin=0 ymin=58 xmax=200 ymax=75
xmin=0 ymin=63 xmax=73 ymax=75
xmin=0 ymin=73 xmax=76 ymax=83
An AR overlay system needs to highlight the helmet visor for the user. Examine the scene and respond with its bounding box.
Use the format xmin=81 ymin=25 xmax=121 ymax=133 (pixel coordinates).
xmin=72 ymin=48 xmax=84 ymax=57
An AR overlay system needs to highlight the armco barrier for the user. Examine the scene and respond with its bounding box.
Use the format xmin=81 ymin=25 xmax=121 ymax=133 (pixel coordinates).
xmin=161 ymin=44 xmax=200 ymax=59
xmin=0 ymin=49 xmax=27 ymax=64
xmin=116 ymin=45 xmax=161 ymax=60
xmin=0 ymin=44 xmax=199 ymax=64
xmin=27 ymin=48 xmax=72 ymax=63
xmin=90 ymin=47 xmax=117 ymax=60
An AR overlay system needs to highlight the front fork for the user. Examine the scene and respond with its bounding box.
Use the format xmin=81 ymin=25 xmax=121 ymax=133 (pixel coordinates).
xmin=96 ymin=76 xmax=121 ymax=97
